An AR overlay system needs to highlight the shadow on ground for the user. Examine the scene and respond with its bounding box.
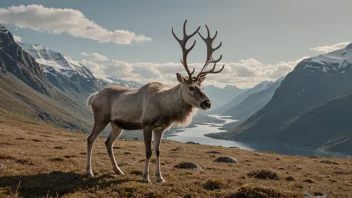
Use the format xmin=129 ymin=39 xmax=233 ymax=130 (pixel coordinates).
xmin=0 ymin=171 xmax=140 ymax=197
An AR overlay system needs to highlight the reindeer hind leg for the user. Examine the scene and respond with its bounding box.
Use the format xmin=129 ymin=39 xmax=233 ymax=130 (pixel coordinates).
xmin=86 ymin=119 xmax=109 ymax=177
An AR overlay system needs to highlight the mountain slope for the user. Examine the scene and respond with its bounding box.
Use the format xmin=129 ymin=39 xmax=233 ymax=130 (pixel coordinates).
xmin=0 ymin=24 xmax=95 ymax=132
xmin=0 ymin=25 xmax=51 ymax=96
xmin=222 ymin=77 xmax=284 ymax=120
xmin=210 ymin=81 xmax=274 ymax=114
xmin=18 ymin=42 xmax=106 ymax=101
xmin=211 ymin=43 xmax=352 ymax=153
xmin=278 ymin=90 xmax=352 ymax=153
xmin=18 ymin=42 xmax=142 ymax=102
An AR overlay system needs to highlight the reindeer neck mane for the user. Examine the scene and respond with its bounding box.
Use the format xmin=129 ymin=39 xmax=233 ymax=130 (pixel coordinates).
xmin=159 ymin=84 xmax=197 ymax=127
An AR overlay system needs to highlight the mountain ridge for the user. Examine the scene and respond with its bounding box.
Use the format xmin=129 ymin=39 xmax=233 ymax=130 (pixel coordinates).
xmin=208 ymin=43 xmax=352 ymax=153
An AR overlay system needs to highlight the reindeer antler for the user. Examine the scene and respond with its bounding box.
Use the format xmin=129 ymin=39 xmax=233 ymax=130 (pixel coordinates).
xmin=172 ymin=20 xmax=201 ymax=82
xmin=196 ymin=25 xmax=225 ymax=81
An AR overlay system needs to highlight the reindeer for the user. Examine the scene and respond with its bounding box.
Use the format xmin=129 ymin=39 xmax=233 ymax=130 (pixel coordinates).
xmin=86 ymin=20 xmax=224 ymax=183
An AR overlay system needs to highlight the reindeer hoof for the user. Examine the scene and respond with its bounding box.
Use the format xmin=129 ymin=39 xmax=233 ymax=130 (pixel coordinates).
xmin=86 ymin=172 xmax=95 ymax=178
xmin=113 ymin=168 xmax=124 ymax=175
xmin=156 ymin=177 xmax=166 ymax=183
xmin=143 ymin=178 xmax=152 ymax=185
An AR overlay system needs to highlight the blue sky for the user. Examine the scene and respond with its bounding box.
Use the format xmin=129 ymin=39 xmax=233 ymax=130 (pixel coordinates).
xmin=0 ymin=1 xmax=351 ymax=88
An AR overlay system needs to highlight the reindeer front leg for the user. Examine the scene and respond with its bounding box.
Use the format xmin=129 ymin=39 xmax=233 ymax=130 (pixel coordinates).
xmin=153 ymin=127 xmax=165 ymax=182
xmin=142 ymin=126 xmax=153 ymax=184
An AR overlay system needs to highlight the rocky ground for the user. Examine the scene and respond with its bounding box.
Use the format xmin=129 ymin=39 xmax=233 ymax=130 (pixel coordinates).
xmin=0 ymin=115 xmax=351 ymax=197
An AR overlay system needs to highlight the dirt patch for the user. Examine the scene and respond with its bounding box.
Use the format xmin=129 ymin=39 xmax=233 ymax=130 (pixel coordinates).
xmin=16 ymin=159 xmax=36 ymax=165
xmin=0 ymin=155 xmax=15 ymax=160
xmin=49 ymin=158 xmax=64 ymax=162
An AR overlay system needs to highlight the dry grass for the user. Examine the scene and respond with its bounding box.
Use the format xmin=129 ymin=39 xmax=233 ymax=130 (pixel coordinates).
xmin=247 ymin=169 xmax=280 ymax=180
xmin=0 ymin=115 xmax=352 ymax=197
xmin=226 ymin=184 xmax=302 ymax=198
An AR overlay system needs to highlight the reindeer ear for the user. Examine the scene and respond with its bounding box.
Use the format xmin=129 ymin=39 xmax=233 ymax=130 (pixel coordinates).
xmin=176 ymin=73 xmax=187 ymax=83
xmin=198 ymin=74 xmax=206 ymax=84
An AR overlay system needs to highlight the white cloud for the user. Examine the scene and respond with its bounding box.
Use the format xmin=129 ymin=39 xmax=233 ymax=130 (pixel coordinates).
xmin=80 ymin=52 xmax=108 ymax=61
xmin=13 ymin=35 xmax=21 ymax=42
xmin=85 ymin=57 xmax=305 ymax=88
xmin=80 ymin=59 xmax=104 ymax=74
xmin=310 ymin=42 xmax=350 ymax=53
xmin=0 ymin=4 xmax=151 ymax=44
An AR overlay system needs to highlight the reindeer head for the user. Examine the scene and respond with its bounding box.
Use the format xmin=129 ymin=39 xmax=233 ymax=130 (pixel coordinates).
xmin=172 ymin=20 xmax=225 ymax=110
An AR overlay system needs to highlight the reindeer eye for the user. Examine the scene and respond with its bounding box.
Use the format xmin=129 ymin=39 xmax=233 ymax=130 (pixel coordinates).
xmin=188 ymin=86 xmax=194 ymax=91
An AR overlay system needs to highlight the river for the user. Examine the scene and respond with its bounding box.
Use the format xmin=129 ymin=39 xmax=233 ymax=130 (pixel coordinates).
xmin=165 ymin=115 xmax=351 ymax=158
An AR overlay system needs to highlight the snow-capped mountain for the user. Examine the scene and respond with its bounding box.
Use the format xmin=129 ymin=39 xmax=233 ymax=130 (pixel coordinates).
xmin=18 ymin=42 xmax=95 ymax=79
xmin=215 ymin=43 xmax=352 ymax=153
xmin=17 ymin=42 xmax=141 ymax=101
xmin=304 ymin=43 xmax=352 ymax=73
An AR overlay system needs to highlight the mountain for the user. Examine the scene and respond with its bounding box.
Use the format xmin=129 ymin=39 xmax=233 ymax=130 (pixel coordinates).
xmin=278 ymin=90 xmax=352 ymax=153
xmin=204 ymin=85 xmax=245 ymax=108
xmin=209 ymin=43 xmax=352 ymax=153
xmin=210 ymin=80 xmax=274 ymax=114
xmin=222 ymin=77 xmax=284 ymax=120
xmin=0 ymin=25 xmax=51 ymax=95
xmin=0 ymin=24 xmax=94 ymax=132
xmin=17 ymin=42 xmax=141 ymax=101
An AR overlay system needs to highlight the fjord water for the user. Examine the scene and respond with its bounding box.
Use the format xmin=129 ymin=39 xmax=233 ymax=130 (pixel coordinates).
xmin=166 ymin=115 xmax=351 ymax=158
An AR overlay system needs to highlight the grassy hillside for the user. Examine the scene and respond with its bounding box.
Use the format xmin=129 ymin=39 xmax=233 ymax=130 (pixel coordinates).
xmin=1 ymin=116 xmax=351 ymax=197
xmin=0 ymin=74 xmax=93 ymax=132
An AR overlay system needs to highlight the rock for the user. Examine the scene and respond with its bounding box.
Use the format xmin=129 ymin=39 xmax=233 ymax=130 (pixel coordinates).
xmin=206 ymin=151 xmax=221 ymax=154
xmin=313 ymin=192 xmax=328 ymax=197
xmin=174 ymin=162 xmax=202 ymax=170
xmin=0 ymin=163 xmax=6 ymax=169
xmin=304 ymin=193 xmax=311 ymax=198
xmin=295 ymin=184 xmax=303 ymax=189
xmin=124 ymin=152 xmax=131 ymax=155
xmin=285 ymin=176 xmax=295 ymax=181
xmin=214 ymin=157 xmax=238 ymax=163
xmin=230 ymin=146 xmax=238 ymax=149
xmin=308 ymin=156 xmax=319 ymax=158
xmin=303 ymin=179 xmax=315 ymax=183
xmin=186 ymin=141 xmax=199 ymax=144
xmin=320 ymin=160 xmax=339 ymax=165
xmin=170 ymin=147 xmax=184 ymax=151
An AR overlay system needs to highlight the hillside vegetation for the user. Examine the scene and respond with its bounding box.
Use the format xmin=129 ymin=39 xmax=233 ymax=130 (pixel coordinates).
xmin=1 ymin=116 xmax=351 ymax=197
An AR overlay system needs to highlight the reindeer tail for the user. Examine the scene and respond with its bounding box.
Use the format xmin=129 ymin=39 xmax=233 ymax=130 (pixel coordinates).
xmin=87 ymin=92 xmax=98 ymax=106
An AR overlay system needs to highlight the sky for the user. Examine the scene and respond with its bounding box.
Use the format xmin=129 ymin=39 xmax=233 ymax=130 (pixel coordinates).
xmin=0 ymin=0 xmax=351 ymax=88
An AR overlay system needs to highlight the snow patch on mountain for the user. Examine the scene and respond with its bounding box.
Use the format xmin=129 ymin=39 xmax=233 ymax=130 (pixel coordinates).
xmin=253 ymin=80 xmax=274 ymax=90
xmin=304 ymin=43 xmax=352 ymax=73
xmin=18 ymin=42 xmax=94 ymax=79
